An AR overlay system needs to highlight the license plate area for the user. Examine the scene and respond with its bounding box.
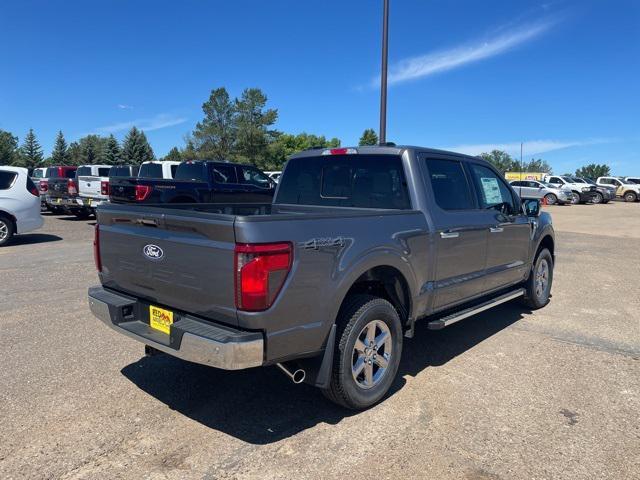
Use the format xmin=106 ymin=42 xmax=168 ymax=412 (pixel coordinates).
xmin=149 ymin=305 xmax=174 ymax=334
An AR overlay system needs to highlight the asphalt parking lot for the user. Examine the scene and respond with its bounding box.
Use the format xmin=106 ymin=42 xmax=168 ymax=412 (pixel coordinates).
xmin=1 ymin=203 xmax=638 ymax=480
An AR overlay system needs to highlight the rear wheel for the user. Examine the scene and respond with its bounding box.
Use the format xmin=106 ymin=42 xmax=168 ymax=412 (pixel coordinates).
xmin=322 ymin=295 xmax=403 ymax=410
xmin=73 ymin=209 xmax=91 ymax=220
xmin=624 ymin=191 xmax=637 ymax=202
xmin=544 ymin=193 xmax=557 ymax=205
xmin=0 ymin=215 xmax=15 ymax=247
xmin=522 ymin=248 xmax=553 ymax=309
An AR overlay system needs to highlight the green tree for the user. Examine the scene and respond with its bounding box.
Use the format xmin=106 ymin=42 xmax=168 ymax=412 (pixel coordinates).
xmin=163 ymin=146 xmax=182 ymax=162
xmin=67 ymin=141 xmax=82 ymax=165
xmin=0 ymin=129 xmax=19 ymax=166
xmin=80 ymin=135 xmax=105 ymax=165
xmin=192 ymin=87 xmax=237 ymax=161
xmin=50 ymin=130 xmax=69 ymax=165
xmin=359 ymin=128 xmax=378 ymax=146
xmin=17 ymin=128 xmax=44 ymax=169
xmin=121 ymin=127 xmax=154 ymax=164
xmin=103 ymin=135 xmax=121 ymax=165
xmin=523 ymin=158 xmax=552 ymax=173
xmin=234 ymin=88 xmax=278 ymax=166
xmin=265 ymin=132 xmax=340 ymax=170
xmin=575 ymin=163 xmax=611 ymax=179
xmin=478 ymin=150 xmax=517 ymax=174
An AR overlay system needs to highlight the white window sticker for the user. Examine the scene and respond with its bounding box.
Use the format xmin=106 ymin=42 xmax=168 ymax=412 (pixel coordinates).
xmin=481 ymin=177 xmax=503 ymax=204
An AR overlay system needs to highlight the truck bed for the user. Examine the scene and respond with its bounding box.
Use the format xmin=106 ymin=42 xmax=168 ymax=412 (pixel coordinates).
xmin=96 ymin=201 xmax=428 ymax=361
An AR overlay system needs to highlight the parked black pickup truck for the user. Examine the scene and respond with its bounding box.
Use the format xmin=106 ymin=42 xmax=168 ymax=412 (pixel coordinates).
xmin=109 ymin=160 xmax=276 ymax=204
xmin=89 ymin=146 xmax=555 ymax=409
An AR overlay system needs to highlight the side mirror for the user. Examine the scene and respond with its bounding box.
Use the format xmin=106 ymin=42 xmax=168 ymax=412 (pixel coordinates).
xmin=523 ymin=198 xmax=541 ymax=217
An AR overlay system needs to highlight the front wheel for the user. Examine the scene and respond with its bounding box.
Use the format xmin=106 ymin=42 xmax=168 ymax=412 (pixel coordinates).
xmin=592 ymin=192 xmax=603 ymax=204
xmin=544 ymin=193 xmax=557 ymax=205
xmin=570 ymin=192 xmax=581 ymax=204
xmin=624 ymin=191 xmax=637 ymax=202
xmin=322 ymin=295 xmax=403 ymax=410
xmin=0 ymin=215 xmax=15 ymax=247
xmin=522 ymin=248 xmax=553 ymax=309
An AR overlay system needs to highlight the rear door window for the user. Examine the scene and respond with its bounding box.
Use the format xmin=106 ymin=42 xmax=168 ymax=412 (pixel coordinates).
xmin=276 ymin=154 xmax=410 ymax=209
xmin=170 ymin=165 xmax=178 ymax=178
xmin=138 ymin=163 xmax=163 ymax=178
xmin=0 ymin=171 xmax=18 ymax=190
xmin=211 ymin=165 xmax=237 ymax=184
xmin=425 ymin=159 xmax=474 ymax=210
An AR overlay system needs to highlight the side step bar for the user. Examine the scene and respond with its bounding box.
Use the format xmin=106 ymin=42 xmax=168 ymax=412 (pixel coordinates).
xmin=427 ymin=288 xmax=525 ymax=330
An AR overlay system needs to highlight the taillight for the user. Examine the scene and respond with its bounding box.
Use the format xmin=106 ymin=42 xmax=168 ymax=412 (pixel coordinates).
xmin=101 ymin=180 xmax=110 ymax=196
xmin=135 ymin=185 xmax=152 ymax=201
xmin=93 ymin=225 xmax=102 ymax=272
xmin=68 ymin=179 xmax=78 ymax=196
xmin=235 ymin=242 xmax=292 ymax=311
xmin=29 ymin=185 xmax=39 ymax=196
xmin=40 ymin=180 xmax=48 ymax=192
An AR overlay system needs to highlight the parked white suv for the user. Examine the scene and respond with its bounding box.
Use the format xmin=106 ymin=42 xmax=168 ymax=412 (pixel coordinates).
xmin=510 ymin=180 xmax=572 ymax=205
xmin=596 ymin=177 xmax=640 ymax=202
xmin=0 ymin=166 xmax=43 ymax=246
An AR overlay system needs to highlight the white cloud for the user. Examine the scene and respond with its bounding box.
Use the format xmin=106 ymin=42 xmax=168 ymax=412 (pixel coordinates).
xmin=442 ymin=139 xmax=614 ymax=157
xmin=96 ymin=113 xmax=187 ymax=134
xmin=117 ymin=104 xmax=133 ymax=110
xmin=367 ymin=17 xmax=558 ymax=88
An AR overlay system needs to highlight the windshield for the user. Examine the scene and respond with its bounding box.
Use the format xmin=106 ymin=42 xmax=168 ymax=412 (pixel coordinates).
xmin=541 ymin=182 xmax=556 ymax=188
xmin=583 ymin=178 xmax=596 ymax=185
xmin=571 ymin=177 xmax=586 ymax=183
xmin=561 ymin=176 xmax=575 ymax=183
xmin=32 ymin=169 xmax=45 ymax=178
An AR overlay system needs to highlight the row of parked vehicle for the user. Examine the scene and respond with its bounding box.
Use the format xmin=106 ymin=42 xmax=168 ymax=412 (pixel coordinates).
xmin=509 ymin=174 xmax=640 ymax=205
xmin=30 ymin=160 xmax=280 ymax=218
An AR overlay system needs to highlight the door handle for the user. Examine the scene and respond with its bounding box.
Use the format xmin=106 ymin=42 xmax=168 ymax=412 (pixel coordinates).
xmin=489 ymin=227 xmax=504 ymax=233
xmin=440 ymin=231 xmax=459 ymax=239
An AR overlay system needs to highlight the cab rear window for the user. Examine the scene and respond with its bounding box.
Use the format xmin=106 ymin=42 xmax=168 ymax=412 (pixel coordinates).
xmin=276 ymin=155 xmax=411 ymax=209
xmin=138 ymin=163 xmax=163 ymax=178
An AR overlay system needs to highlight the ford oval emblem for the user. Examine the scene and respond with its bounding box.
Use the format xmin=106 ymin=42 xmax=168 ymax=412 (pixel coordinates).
xmin=143 ymin=244 xmax=164 ymax=260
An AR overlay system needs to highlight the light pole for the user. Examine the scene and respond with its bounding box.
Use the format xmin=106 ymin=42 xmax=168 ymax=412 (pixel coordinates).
xmin=379 ymin=0 xmax=390 ymax=145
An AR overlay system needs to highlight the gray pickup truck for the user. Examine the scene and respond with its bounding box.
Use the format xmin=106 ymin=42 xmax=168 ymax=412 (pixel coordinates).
xmin=88 ymin=145 xmax=555 ymax=409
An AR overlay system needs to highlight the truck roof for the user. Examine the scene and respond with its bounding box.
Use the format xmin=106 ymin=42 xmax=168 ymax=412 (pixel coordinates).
xmin=289 ymin=144 xmax=480 ymax=161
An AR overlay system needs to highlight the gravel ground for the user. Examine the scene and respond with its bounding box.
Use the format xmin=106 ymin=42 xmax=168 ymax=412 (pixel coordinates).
xmin=0 ymin=202 xmax=638 ymax=480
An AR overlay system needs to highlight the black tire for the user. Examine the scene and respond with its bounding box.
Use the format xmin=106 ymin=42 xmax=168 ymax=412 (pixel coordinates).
xmin=49 ymin=206 xmax=63 ymax=214
xmin=623 ymin=191 xmax=637 ymax=202
xmin=544 ymin=193 xmax=557 ymax=205
xmin=522 ymin=248 xmax=553 ymax=309
xmin=592 ymin=192 xmax=603 ymax=204
xmin=322 ymin=295 xmax=403 ymax=410
xmin=570 ymin=192 xmax=581 ymax=204
xmin=0 ymin=214 xmax=15 ymax=247
xmin=73 ymin=209 xmax=91 ymax=220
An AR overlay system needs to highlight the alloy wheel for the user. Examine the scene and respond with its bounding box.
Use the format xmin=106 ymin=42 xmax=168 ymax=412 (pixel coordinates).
xmin=352 ymin=320 xmax=393 ymax=389
xmin=535 ymin=259 xmax=550 ymax=300
xmin=0 ymin=220 xmax=8 ymax=242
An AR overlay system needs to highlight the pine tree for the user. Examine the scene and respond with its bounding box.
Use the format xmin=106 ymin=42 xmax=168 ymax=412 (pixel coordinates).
xmin=358 ymin=128 xmax=378 ymax=146
xmin=51 ymin=130 xmax=69 ymax=165
xmin=103 ymin=135 xmax=122 ymax=165
xmin=121 ymin=127 xmax=154 ymax=164
xmin=18 ymin=128 xmax=44 ymax=169
xmin=163 ymin=147 xmax=182 ymax=162
xmin=0 ymin=129 xmax=19 ymax=166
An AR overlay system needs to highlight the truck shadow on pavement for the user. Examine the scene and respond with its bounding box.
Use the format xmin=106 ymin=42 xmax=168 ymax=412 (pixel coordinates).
xmin=121 ymin=302 xmax=528 ymax=444
xmin=8 ymin=233 xmax=63 ymax=246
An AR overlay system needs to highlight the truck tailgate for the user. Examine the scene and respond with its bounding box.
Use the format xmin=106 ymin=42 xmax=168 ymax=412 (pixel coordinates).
xmin=78 ymin=175 xmax=105 ymax=199
xmin=108 ymin=177 xmax=138 ymax=203
xmin=98 ymin=206 xmax=238 ymax=326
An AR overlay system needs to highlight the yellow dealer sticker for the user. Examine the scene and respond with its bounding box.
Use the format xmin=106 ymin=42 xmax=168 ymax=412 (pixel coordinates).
xmin=149 ymin=305 xmax=173 ymax=335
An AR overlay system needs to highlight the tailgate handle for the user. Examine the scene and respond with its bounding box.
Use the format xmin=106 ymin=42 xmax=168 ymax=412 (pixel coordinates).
xmin=138 ymin=218 xmax=158 ymax=227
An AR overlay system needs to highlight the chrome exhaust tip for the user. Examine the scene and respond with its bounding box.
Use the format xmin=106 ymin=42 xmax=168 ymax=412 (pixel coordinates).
xmin=277 ymin=363 xmax=306 ymax=384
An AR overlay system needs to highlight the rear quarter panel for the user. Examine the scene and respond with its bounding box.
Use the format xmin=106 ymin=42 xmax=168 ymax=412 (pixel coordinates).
xmin=234 ymin=210 xmax=431 ymax=363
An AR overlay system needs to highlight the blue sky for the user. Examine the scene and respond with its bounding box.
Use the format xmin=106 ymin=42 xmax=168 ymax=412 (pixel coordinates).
xmin=1 ymin=0 xmax=638 ymax=174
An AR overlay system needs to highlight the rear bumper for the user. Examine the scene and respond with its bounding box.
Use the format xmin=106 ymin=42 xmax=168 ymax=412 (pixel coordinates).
xmin=88 ymin=286 xmax=264 ymax=370
xmin=46 ymin=195 xmax=83 ymax=209
xmin=77 ymin=196 xmax=108 ymax=208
